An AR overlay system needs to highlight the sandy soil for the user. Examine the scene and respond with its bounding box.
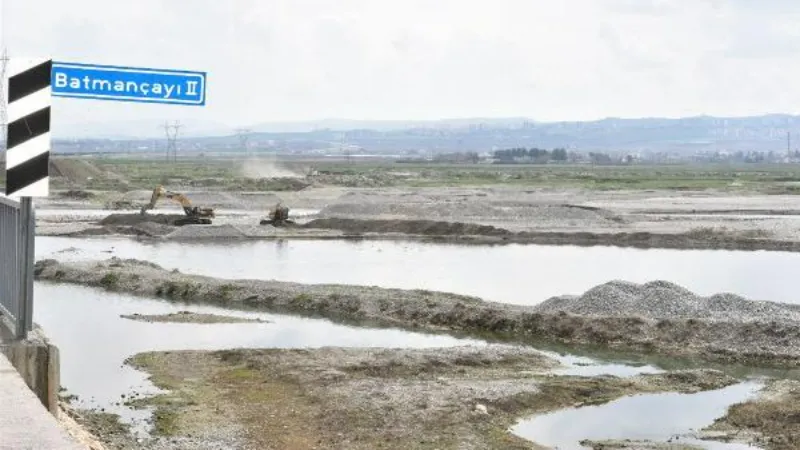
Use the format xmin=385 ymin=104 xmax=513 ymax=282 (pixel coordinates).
xmin=35 ymin=258 xmax=800 ymax=367
xmin=33 ymin=186 xmax=800 ymax=251
xmin=88 ymin=346 xmax=735 ymax=450
xmin=120 ymin=311 xmax=269 ymax=324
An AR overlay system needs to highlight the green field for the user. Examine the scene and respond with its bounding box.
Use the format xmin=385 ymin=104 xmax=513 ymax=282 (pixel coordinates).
xmin=7 ymin=155 xmax=800 ymax=193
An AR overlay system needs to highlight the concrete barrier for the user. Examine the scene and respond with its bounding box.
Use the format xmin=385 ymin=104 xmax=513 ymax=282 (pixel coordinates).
xmin=0 ymin=326 xmax=61 ymax=415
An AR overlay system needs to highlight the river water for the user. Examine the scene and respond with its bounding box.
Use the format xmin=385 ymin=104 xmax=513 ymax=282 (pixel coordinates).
xmin=34 ymin=281 xmax=657 ymax=436
xmin=34 ymin=282 xmax=486 ymax=435
xmin=37 ymin=236 xmax=800 ymax=305
xmin=32 ymin=236 xmax=786 ymax=446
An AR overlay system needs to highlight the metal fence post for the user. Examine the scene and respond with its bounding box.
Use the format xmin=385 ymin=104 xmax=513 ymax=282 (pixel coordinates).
xmin=16 ymin=197 xmax=34 ymax=339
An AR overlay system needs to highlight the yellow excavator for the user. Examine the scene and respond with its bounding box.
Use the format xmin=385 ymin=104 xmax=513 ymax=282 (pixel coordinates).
xmin=140 ymin=185 xmax=215 ymax=226
xmin=260 ymin=202 xmax=294 ymax=226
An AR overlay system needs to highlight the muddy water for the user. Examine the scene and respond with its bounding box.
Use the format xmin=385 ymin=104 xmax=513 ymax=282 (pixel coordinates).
xmin=34 ymin=282 xmax=484 ymax=435
xmin=511 ymin=381 xmax=764 ymax=450
xmin=37 ymin=236 xmax=800 ymax=305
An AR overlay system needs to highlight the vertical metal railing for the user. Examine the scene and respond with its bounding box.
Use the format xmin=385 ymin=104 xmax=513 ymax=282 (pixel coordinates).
xmin=0 ymin=195 xmax=20 ymax=337
xmin=0 ymin=195 xmax=33 ymax=340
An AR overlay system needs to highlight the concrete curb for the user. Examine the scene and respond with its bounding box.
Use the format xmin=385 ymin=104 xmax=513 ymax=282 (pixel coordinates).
xmin=0 ymin=353 xmax=84 ymax=449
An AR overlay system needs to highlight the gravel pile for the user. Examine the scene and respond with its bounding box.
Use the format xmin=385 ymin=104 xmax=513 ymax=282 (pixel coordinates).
xmin=535 ymin=280 xmax=800 ymax=323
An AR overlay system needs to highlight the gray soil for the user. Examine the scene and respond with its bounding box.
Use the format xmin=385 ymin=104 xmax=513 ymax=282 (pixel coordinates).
xmin=103 ymin=346 xmax=734 ymax=450
xmin=120 ymin=311 xmax=269 ymax=324
xmin=99 ymin=214 xmax=188 ymax=227
xmin=33 ymin=186 xmax=800 ymax=252
xmin=302 ymin=217 xmax=800 ymax=252
xmin=34 ymin=258 xmax=800 ymax=367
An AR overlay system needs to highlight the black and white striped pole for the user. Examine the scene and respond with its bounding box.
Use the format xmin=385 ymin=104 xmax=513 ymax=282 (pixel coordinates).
xmin=3 ymin=57 xmax=51 ymax=339
xmin=6 ymin=58 xmax=51 ymax=197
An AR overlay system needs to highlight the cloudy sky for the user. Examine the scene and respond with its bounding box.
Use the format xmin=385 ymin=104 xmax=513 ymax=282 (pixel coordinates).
xmin=5 ymin=0 xmax=800 ymax=133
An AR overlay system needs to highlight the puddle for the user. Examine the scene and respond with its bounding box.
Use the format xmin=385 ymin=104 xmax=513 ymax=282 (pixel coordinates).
xmin=546 ymin=351 xmax=662 ymax=377
xmin=36 ymin=236 xmax=800 ymax=306
xmin=33 ymin=282 xmax=485 ymax=436
xmin=510 ymin=381 xmax=764 ymax=450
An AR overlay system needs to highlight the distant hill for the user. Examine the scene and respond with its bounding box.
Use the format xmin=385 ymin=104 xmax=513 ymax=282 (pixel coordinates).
xmin=51 ymin=114 xmax=800 ymax=154
xmin=247 ymin=117 xmax=532 ymax=133
xmin=53 ymin=119 xmax=235 ymax=140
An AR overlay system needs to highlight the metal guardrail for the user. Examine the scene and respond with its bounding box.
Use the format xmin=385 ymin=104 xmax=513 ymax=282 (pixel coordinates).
xmin=0 ymin=196 xmax=34 ymax=340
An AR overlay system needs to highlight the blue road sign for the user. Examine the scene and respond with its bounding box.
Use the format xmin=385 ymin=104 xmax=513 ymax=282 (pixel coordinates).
xmin=51 ymin=61 xmax=206 ymax=106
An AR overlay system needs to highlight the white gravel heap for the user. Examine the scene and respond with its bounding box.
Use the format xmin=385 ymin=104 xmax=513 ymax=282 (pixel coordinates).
xmin=535 ymin=280 xmax=800 ymax=324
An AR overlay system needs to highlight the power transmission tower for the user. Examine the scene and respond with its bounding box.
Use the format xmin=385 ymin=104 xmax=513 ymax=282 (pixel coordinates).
xmin=162 ymin=121 xmax=183 ymax=163
xmin=235 ymin=128 xmax=252 ymax=157
xmin=340 ymin=132 xmax=352 ymax=164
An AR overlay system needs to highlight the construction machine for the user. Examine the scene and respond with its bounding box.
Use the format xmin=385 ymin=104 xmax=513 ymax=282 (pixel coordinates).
xmin=140 ymin=185 xmax=215 ymax=226
xmin=260 ymin=202 xmax=295 ymax=226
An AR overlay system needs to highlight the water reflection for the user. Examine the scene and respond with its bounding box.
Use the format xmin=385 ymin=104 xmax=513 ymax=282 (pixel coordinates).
xmin=510 ymin=381 xmax=764 ymax=450
xmin=36 ymin=236 xmax=800 ymax=306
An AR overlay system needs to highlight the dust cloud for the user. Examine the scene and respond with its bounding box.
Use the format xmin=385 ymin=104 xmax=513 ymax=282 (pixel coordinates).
xmin=239 ymin=158 xmax=302 ymax=179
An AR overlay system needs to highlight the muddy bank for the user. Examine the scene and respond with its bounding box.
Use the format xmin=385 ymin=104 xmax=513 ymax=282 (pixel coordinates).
xmin=100 ymin=214 xmax=187 ymax=227
xmin=303 ymin=218 xmax=800 ymax=252
xmin=35 ymin=258 xmax=800 ymax=367
xmin=578 ymin=439 xmax=705 ymax=449
xmin=120 ymin=311 xmax=269 ymax=324
xmin=114 ymin=346 xmax=733 ymax=449
xmin=304 ymin=217 xmax=510 ymax=236
xmin=701 ymin=379 xmax=800 ymax=450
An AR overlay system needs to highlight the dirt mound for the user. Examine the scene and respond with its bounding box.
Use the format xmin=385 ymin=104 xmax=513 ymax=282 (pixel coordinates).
xmin=99 ymin=213 xmax=186 ymax=226
xmin=535 ymin=280 xmax=800 ymax=323
xmin=57 ymin=190 xmax=95 ymax=200
xmin=49 ymin=159 xmax=106 ymax=182
xmin=231 ymin=177 xmax=311 ymax=192
xmin=303 ymin=218 xmax=511 ymax=236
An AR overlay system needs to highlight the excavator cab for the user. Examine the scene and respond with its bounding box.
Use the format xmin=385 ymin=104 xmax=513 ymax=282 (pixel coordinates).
xmin=260 ymin=202 xmax=294 ymax=226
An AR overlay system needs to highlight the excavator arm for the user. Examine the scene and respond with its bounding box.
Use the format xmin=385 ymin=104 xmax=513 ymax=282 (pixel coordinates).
xmin=140 ymin=185 xmax=215 ymax=218
xmin=140 ymin=185 xmax=166 ymax=215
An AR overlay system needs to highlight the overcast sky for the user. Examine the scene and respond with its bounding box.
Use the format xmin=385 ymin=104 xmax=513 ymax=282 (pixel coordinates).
xmin=5 ymin=0 xmax=800 ymax=132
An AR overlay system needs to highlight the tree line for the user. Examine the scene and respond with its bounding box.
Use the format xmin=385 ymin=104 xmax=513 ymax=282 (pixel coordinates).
xmin=493 ymin=147 xmax=569 ymax=163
